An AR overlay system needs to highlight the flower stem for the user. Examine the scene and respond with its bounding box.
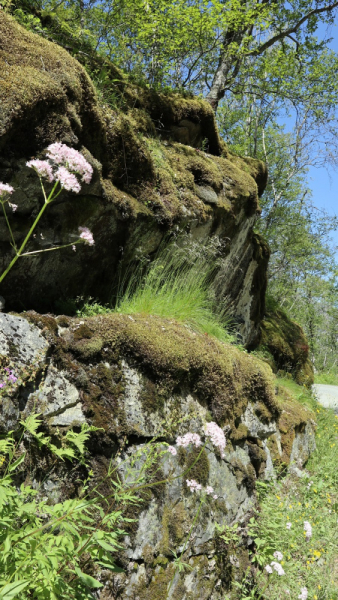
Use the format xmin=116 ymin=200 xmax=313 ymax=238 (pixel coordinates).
xmin=0 ymin=181 xmax=59 ymax=284
xmin=1 ymin=202 xmax=17 ymax=253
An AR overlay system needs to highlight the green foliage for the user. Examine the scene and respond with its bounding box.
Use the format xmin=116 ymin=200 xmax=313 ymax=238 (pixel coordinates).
xmin=218 ymin=83 xmax=338 ymax=374
xmin=0 ymin=416 xmax=127 ymax=599
xmin=80 ymin=239 xmax=234 ymax=343
xmin=248 ymin=382 xmax=338 ymax=599
xmin=314 ymin=372 xmax=338 ymax=385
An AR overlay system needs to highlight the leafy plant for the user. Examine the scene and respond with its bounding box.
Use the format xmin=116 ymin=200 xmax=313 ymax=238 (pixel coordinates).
xmin=0 ymin=415 xmax=128 ymax=599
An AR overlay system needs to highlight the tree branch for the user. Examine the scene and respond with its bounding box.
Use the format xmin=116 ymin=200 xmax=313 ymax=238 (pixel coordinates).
xmin=250 ymin=2 xmax=338 ymax=57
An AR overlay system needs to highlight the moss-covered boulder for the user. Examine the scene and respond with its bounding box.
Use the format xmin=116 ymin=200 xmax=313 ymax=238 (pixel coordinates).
xmin=256 ymin=307 xmax=314 ymax=387
xmin=0 ymin=12 xmax=267 ymax=345
xmin=0 ymin=311 xmax=316 ymax=599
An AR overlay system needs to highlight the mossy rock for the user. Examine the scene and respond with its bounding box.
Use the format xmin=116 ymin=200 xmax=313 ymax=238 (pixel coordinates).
xmin=256 ymin=307 xmax=314 ymax=387
xmin=0 ymin=12 xmax=268 ymax=346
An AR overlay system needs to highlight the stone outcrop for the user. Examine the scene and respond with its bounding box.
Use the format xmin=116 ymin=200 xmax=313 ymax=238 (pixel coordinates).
xmin=0 ymin=12 xmax=268 ymax=346
xmin=0 ymin=312 xmax=316 ymax=599
xmin=255 ymin=306 xmax=314 ymax=386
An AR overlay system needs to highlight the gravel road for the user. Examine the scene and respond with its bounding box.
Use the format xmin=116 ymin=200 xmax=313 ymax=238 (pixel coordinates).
xmin=312 ymin=384 xmax=338 ymax=414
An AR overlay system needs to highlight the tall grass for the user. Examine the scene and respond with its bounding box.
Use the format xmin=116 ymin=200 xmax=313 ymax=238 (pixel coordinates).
xmin=245 ymin=378 xmax=338 ymax=600
xmin=80 ymin=241 xmax=234 ymax=343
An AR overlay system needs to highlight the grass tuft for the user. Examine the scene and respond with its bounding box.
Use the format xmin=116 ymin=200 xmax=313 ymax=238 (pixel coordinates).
xmin=80 ymin=241 xmax=234 ymax=343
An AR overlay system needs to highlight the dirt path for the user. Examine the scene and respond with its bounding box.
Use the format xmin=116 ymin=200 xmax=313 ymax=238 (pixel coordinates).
xmin=312 ymin=384 xmax=338 ymax=414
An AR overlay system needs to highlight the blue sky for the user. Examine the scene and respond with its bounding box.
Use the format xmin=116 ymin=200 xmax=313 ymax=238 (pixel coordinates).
xmin=298 ymin=20 xmax=338 ymax=251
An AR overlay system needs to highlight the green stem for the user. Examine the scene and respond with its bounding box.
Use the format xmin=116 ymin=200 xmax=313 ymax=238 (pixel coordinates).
xmin=20 ymin=240 xmax=82 ymax=257
xmin=1 ymin=202 xmax=17 ymax=253
xmin=0 ymin=181 xmax=59 ymax=284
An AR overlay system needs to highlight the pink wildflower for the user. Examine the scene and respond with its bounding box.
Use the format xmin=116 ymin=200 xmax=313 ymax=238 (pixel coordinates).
xmin=176 ymin=432 xmax=202 ymax=448
xmin=298 ymin=587 xmax=308 ymax=600
xmin=0 ymin=183 xmax=14 ymax=197
xmin=213 ymin=494 xmax=218 ymax=499
xmin=206 ymin=486 xmax=214 ymax=495
xmin=304 ymin=521 xmax=312 ymax=540
xmin=46 ymin=143 xmax=93 ymax=183
xmin=55 ymin=167 xmax=81 ymax=193
xmin=265 ymin=565 xmax=273 ymax=574
xmin=270 ymin=561 xmax=285 ymax=576
xmin=26 ymin=159 xmax=54 ymax=183
xmin=205 ymin=422 xmax=226 ymax=457
xmin=186 ymin=479 xmax=202 ymax=492
xmin=167 ymin=446 xmax=177 ymax=456
xmin=78 ymin=226 xmax=95 ymax=246
xmin=273 ymin=551 xmax=283 ymax=561
xmin=286 ymin=522 xmax=292 ymax=530
xmin=8 ymin=203 xmax=18 ymax=212
xmin=72 ymin=245 xmax=77 ymax=252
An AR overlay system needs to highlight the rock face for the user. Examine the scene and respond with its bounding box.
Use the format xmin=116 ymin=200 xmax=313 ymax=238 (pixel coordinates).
xmin=255 ymin=307 xmax=314 ymax=386
xmin=0 ymin=12 xmax=268 ymax=346
xmin=0 ymin=312 xmax=316 ymax=599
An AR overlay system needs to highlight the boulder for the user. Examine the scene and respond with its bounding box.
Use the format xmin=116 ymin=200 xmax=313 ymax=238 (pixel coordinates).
xmin=0 ymin=311 xmax=316 ymax=599
xmin=0 ymin=12 xmax=268 ymax=345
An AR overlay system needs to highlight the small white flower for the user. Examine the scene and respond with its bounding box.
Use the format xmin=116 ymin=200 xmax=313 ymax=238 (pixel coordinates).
xmin=273 ymin=551 xmax=283 ymax=561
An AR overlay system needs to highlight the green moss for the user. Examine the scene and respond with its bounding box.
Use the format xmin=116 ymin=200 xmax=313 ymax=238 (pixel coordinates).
xmin=183 ymin=446 xmax=210 ymax=487
xmin=230 ymin=423 xmax=248 ymax=442
xmin=71 ymin=336 xmax=104 ymax=359
xmin=275 ymin=383 xmax=316 ymax=464
xmin=254 ymin=402 xmax=272 ymax=423
xmin=65 ymin=313 xmax=280 ymax=431
xmin=257 ymin=307 xmax=314 ymax=387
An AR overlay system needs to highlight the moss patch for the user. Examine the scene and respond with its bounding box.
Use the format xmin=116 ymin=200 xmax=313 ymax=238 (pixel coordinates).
xmin=257 ymin=307 xmax=314 ymax=387
xmin=275 ymin=384 xmax=315 ymax=464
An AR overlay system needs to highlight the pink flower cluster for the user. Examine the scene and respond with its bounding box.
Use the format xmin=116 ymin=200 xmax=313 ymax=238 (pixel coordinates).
xmin=26 ymin=143 xmax=93 ymax=194
xmin=186 ymin=480 xmax=218 ymax=499
xmin=78 ymin=226 xmax=95 ymax=246
xmin=167 ymin=446 xmax=177 ymax=456
xmin=26 ymin=159 xmax=54 ymax=183
xmin=303 ymin=521 xmax=312 ymax=540
xmin=176 ymin=432 xmax=202 ymax=448
xmin=0 ymin=368 xmax=18 ymax=389
xmin=205 ymin=422 xmax=226 ymax=458
xmin=273 ymin=551 xmax=283 ymax=561
xmin=298 ymin=587 xmax=308 ymax=600
xmin=46 ymin=142 xmax=93 ymax=184
xmin=0 ymin=183 xmax=14 ymax=197
xmin=186 ymin=479 xmax=202 ymax=492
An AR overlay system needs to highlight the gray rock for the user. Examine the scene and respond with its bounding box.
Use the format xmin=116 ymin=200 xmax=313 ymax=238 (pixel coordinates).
xmin=26 ymin=365 xmax=85 ymax=427
xmin=0 ymin=312 xmax=48 ymax=366
xmin=194 ymin=185 xmax=219 ymax=205
xmin=241 ymin=402 xmax=277 ymax=438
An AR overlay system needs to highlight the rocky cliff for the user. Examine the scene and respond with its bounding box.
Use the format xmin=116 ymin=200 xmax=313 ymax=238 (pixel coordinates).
xmin=0 ymin=12 xmax=269 ymax=346
xmin=0 ymin=311 xmax=316 ymax=599
xmin=0 ymin=12 xmax=317 ymax=599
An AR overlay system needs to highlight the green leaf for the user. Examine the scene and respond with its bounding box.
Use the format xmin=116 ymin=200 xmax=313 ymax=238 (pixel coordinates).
xmin=0 ymin=580 xmax=29 ymax=599
xmin=8 ymin=454 xmax=25 ymax=473
xmin=98 ymin=561 xmax=124 ymax=573
xmin=73 ymin=567 xmax=103 ymax=589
